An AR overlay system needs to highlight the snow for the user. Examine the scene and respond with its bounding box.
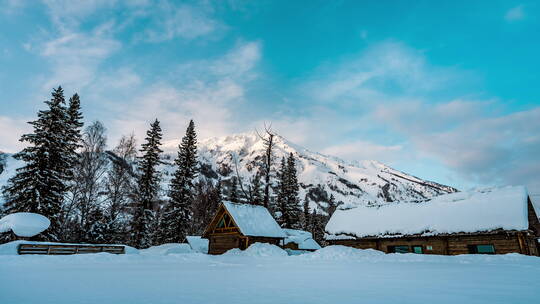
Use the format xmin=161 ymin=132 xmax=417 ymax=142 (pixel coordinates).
xmin=223 ymin=201 xmax=286 ymax=238
xmin=224 ymin=242 xmax=288 ymax=257
xmin=1 ymin=244 xmax=539 ymax=304
xmin=140 ymin=243 xmax=194 ymax=255
xmin=283 ymin=228 xmax=322 ymax=250
xmin=0 ymin=212 xmax=50 ymax=237
xmin=326 ymin=186 xmax=530 ymax=239
xmin=185 ymin=236 xmax=209 ymax=253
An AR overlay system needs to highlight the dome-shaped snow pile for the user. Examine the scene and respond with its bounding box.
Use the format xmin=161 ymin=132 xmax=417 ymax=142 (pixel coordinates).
xmin=0 ymin=213 xmax=50 ymax=237
xmin=301 ymin=245 xmax=384 ymax=261
xmin=225 ymin=243 xmax=288 ymax=257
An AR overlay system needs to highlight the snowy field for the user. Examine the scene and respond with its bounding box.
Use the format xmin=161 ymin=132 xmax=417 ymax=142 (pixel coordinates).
xmin=1 ymin=243 xmax=539 ymax=304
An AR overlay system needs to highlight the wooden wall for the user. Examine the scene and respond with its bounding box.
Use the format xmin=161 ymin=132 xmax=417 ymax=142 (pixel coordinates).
xmin=328 ymin=232 xmax=539 ymax=256
xmin=208 ymin=233 xmax=243 ymax=255
xmin=207 ymin=234 xmax=282 ymax=255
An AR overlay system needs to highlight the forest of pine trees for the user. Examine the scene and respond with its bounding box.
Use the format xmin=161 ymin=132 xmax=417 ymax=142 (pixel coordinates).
xmin=0 ymin=88 xmax=329 ymax=247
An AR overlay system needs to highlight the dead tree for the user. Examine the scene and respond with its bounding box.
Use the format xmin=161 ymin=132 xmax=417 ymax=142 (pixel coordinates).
xmin=256 ymin=124 xmax=275 ymax=209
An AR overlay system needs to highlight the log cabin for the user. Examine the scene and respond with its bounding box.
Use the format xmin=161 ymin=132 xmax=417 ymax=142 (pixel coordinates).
xmin=325 ymin=186 xmax=540 ymax=256
xmin=203 ymin=201 xmax=286 ymax=255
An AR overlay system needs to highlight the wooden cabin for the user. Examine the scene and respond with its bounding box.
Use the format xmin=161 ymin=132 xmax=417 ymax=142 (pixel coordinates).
xmin=325 ymin=186 xmax=540 ymax=256
xmin=203 ymin=202 xmax=286 ymax=255
xmin=282 ymin=228 xmax=321 ymax=252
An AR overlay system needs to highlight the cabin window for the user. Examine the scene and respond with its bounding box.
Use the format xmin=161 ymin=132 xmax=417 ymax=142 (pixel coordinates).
xmin=412 ymin=246 xmax=423 ymax=254
xmin=217 ymin=217 xmax=225 ymax=228
xmin=468 ymin=244 xmax=495 ymax=254
xmin=388 ymin=245 xmax=409 ymax=253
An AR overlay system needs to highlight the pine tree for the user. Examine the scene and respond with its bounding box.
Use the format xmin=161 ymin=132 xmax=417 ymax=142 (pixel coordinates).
xmin=276 ymin=157 xmax=288 ymax=226
xmin=2 ymin=87 xmax=73 ymax=241
xmin=302 ymin=199 xmax=310 ymax=230
xmin=310 ymin=209 xmax=325 ymax=245
xmin=65 ymin=93 xmax=84 ymax=177
xmin=249 ymin=173 xmax=263 ymax=205
xmin=276 ymin=153 xmax=301 ymax=229
xmin=130 ymin=119 xmax=163 ymax=248
xmin=229 ymin=177 xmax=239 ymax=203
xmin=286 ymin=152 xmax=301 ymax=227
xmin=157 ymin=120 xmax=198 ymax=244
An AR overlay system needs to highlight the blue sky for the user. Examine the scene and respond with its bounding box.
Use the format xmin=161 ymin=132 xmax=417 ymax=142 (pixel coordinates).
xmin=0 ymin=0 xmax=539 ymax=194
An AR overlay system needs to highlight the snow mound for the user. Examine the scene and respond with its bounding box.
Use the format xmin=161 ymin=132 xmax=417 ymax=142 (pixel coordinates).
xmin=140 ymin=243 xmax=194 ymax=255
xmin=300 ymin=245 xmax=384 ymax=260
xmin=224 ymin=243 xmax=287 ymax=257
xmin=0 ymin=213 xmax=50 ymax=237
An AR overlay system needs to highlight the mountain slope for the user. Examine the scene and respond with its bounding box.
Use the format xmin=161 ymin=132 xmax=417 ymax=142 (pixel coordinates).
xmin=0 ymin=133 xmax=458 ymax=212
xmin=164 ymin=133 xmax=457 ymax=212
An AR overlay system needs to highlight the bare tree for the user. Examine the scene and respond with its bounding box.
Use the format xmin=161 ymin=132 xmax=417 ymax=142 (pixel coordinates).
xmin=256 ymin=124 xmax=276 ymax=209
xmin=68 ymin=121 xmax=109 ymax=242
xmin=102 ymin=133 xmax=137 ymax=243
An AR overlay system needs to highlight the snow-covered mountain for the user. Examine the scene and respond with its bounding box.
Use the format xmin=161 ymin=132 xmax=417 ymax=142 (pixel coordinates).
xmin=0 ymin=133 xmax=458 ymax=212
xmin=162 ymin=133 xmax=457 ymax=212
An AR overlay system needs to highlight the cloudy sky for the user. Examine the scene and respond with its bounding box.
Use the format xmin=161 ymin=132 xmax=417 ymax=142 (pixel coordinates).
xmin=0 ymin=0 xmax=539 ymax=194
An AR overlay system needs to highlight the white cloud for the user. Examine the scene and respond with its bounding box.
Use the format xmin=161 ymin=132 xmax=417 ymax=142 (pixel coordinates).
xmin=102 ymin=41 xmax=262 ymax=147
xmin=505 ymin=5 xmax=525 ymax=21
xmin=375 ymin=100 xmax=540 ymax=191
xmin=0 ymin=116 xmax=32 ymax=153
xmin=39 ymin=28 xmax=121 ymax=91
xmin=141 ymin=1 xmax=219 ymax=42
xmin=304 ymin=41 xmax=458 ymax=103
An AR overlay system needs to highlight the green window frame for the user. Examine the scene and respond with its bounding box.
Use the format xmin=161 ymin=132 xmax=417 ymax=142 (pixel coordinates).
xmin=468 ymin=244 xmax=495 ymax=254
xmin=412 ymin=245 xmax=423 ymax=254
xmin=388 ymin=245 xmax=409 ymax=253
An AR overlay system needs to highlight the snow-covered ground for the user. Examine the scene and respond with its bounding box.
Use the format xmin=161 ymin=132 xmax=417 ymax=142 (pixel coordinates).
xmin=1 ymin=243 xmax=539 ymax=304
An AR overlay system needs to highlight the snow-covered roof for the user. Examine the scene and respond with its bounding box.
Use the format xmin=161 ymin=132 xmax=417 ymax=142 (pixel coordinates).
xmin=223 ymin=201 xmax=286 ymax=238
xmin=0 ymin=212 xmax=50 ymax=237
xmin=326 ymin=186 xmax=531 ymax=239
xmin=282 ymin=229 xmax=321 ymax=250
xmin=185 ymin=236 xmax=209 ymax=253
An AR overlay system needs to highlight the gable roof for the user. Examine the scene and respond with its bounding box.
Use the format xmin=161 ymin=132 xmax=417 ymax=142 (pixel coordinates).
xmin=221 ymin=201 xmax=286 ymax=238
xmin=282 ymin=228 xmax=321 ymax=250
xmin=326 ymin=186 xmax=531 ymax=240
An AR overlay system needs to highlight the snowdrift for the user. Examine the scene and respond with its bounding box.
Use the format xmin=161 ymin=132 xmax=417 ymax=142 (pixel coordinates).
xmin=224 ymin=242 xmax=288 ymax=257
xmin=140 ymin=243 xmax=195 ymax=255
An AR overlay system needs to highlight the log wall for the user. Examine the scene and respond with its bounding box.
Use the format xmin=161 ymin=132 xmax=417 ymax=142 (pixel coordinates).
xmin=328 ymin=232 xmax=539 ymax=256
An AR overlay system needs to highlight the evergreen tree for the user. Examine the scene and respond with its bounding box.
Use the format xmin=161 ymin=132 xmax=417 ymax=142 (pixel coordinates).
xmin=157 ymin=120 xmax=198 ymax=244
xmin=286 ymin=153 xmax=301 ymax=227
xmin=276 ymin=153 xmax=301 ymax=229
xmin=229 ymin=177 xmax=240 ymax=203
xmin=65 ymin=93 xmax=84 ymax=177
xmin=2 ymin=87 xmax=72 ymax=241
xmin=130 ymin=119 xmax=163 ymax=248
xmin=310 ymin=209 xmax=325 ymax=245
xmin=276 ymin=157 xmax=288 ymax=226
xmin=302 ymin=199 xmax=310 ymax=230
xmin=249 ymin=173 xmax=263 ymax=205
